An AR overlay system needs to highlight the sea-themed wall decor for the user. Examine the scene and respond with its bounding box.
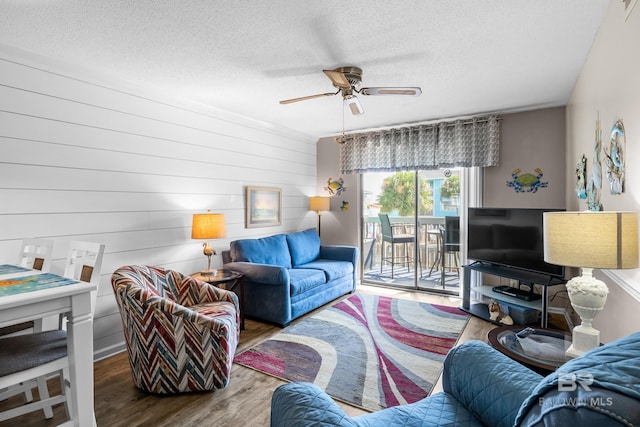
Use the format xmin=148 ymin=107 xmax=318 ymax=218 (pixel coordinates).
xmin=325 ymin=177 xmax=346 ymax=196
xmin=586 ymin=114 xmax=603 ymax=211
xmin=506 ymin=168 xmax=548 ymax=193
xmin=603 ymin=119 xmax=625 ymax=195
xmin=340 ymin=201 xmax=349 ymax=211
xmin=575 ymin=154 xmax=587 ymax=199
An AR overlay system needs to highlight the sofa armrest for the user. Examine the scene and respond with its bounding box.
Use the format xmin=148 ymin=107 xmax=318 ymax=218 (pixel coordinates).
xmin=442 ymin=340 xmax=543 ymax=427
xmin=319 ymin=245 xmax=359 ymax=265
xmin=270 ymin=382 xmax=358 ymax=427
xmin=223 ymin=261 xmax=289 ymax=286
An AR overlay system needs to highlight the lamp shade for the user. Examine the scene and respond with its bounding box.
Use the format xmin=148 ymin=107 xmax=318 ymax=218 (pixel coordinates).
xmin=191 ymin=212 xmax=226 ymax=239
xmin=309 ymin=196 xmax=330 ymax=212
xmin=543 ymin=211 xmax=638 ymax=269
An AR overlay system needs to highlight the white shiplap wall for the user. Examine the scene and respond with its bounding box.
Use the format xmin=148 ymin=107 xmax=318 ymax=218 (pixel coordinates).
xmin=0 ymin=46 xmax=318 ymax=359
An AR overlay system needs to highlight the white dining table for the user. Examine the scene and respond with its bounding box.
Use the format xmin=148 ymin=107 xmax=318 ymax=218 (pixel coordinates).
xmin=0 ymin=264 xmax=96 ymax=427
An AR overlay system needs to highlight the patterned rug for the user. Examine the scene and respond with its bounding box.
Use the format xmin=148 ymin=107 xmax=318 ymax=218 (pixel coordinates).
xmin=234 ymin=293 xmax=469 ymax=411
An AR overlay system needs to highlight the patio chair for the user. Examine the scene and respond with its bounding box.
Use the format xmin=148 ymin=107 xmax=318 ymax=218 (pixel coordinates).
xmin=378 ymin=213 xmax=419 ymax=278
xmin=428 ymin=216 xmax=460 ymax=286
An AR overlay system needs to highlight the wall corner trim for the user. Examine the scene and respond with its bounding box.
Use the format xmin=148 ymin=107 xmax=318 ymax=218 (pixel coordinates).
xmin=602 ymin=269 xmax=640 ymax=303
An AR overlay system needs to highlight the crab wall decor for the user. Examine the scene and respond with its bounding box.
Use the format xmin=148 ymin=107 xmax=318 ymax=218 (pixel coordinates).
xmin=325 ymin=177 xmax=346 ymax=196
xmin=506 ymin=168 xmax=548 ymax=193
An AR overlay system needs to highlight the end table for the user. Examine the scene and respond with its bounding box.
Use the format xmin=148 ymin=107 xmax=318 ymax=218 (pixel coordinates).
xmin=487 ymin=325 xmax=571 ymax=375
xmin=191 ymin=269 xmax=245 ymax=330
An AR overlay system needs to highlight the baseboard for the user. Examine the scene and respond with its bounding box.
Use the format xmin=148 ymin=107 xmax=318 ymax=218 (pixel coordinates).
xmin=94 ymin=342 xmax=127 ymax=362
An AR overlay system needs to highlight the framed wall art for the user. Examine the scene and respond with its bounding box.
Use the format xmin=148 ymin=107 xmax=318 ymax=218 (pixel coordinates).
xmin=245 ymin=186 xmax=282 ymax=228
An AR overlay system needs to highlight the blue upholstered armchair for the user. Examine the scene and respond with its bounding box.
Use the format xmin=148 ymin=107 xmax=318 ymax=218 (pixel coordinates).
xmin=271 ymin=332 xmax=640 ymax=427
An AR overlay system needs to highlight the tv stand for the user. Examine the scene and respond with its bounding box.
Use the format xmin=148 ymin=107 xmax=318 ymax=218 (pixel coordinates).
xmin=461 ymin=262 xmax=565 ymax=328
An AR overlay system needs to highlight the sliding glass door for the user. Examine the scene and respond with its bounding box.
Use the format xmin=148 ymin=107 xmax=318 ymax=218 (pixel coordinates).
xmin=361 ymin=169 xmax=462 ymax=294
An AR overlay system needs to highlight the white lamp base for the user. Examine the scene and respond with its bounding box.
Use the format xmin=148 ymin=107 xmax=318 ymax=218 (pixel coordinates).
xmin=565 ymin=268 xmax=608 ymax=359
xmin=566 ymin=324 xmax=601 ymax=358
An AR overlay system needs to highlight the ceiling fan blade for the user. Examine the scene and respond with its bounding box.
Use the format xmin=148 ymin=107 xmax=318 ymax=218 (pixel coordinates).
xmin=360 ymin=87 xmax=422 ymax=96
xmin=279 ymin=92 xmax=338 ymax=104
xmin=323 ymin=69 xmax=351 ymax=88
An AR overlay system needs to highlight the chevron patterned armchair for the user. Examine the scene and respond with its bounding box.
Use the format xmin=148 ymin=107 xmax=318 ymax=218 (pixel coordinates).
xmin=111 ymin=265 xmax=240 ymax=394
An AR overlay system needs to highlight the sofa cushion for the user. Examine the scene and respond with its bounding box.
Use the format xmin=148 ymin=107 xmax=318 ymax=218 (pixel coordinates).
xmin=297 ymin=259 xmax=353 ymax=282
xmin=288 ymin=268 xmax=326 ymax=296
xmin=286 ymin=229 xmax=321 ymax=267
xmin=230 ymin=234 xmax=292 ymax=269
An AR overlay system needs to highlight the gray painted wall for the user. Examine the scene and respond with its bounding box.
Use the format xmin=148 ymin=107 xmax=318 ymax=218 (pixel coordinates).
xmin=565 ymin=1 xmax=640 ymax=342
xmin=484 ymin=108 xmax=566 ymax=209
xmin=316 ymin=108 xmax=567 ymax=251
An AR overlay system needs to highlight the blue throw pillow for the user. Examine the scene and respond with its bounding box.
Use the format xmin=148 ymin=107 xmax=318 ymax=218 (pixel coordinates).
xmin=230 ymin=234 xmax=292 ymax=268
xmin=286 ymin=229 xmax=321 ymax=267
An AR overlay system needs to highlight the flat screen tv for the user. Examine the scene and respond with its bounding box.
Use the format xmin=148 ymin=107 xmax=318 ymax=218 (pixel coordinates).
xmin=467 ymin=207 xmax=565 ymax=278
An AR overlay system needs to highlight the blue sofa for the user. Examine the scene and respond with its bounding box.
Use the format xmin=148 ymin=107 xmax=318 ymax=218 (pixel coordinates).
xmin=271 ymin=332 xmax=640 ymax=426
xmin=223 ymin=229 xmax=358 ymax=327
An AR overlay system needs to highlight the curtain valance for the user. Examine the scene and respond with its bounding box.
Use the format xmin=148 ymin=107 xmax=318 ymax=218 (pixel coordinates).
xmin=339 ymin=115 xmax=500 ymax=174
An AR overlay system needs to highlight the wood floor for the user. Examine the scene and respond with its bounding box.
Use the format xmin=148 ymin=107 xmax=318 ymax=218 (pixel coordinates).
xmin=0 ymin=286 xmax=496 ymax=427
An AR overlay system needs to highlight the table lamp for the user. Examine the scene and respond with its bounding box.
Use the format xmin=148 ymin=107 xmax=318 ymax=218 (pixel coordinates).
xmin=191 ymin=211 xmax=226 ymax=275
xmin=543 ymin=211 xmax=638 ymax=357
xmin=309 ymin=196 xmax=330 ymax=237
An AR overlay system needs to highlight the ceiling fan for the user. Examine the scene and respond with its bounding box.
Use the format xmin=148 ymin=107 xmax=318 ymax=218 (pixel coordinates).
xmin=279 ymin=66 xmax=421 ymax=115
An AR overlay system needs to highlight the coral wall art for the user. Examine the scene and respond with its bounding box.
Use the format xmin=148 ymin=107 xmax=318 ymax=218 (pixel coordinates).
xmin=576 ymin=154 xmax=587 ymax=199
xmin=604 ymin=119 xmax=626 ymax=195
xmin=586 ymin=115 xmax=603 ymax=211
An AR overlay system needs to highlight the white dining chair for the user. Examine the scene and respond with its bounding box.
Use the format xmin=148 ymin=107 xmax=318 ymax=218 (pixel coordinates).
xmin=17 ymin=238 xmax=54 ymax=272
xmin=0 ymin=238 xmax=55 ymax=338
xmin=62 ymin=240 xmax=106 ymax=320
xmin=0 ymin=240 xmax=105 ymax=424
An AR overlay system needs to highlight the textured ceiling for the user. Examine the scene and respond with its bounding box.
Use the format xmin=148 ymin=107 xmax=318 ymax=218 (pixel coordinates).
xmin=0 ymin=1 xmax=609 ymax=139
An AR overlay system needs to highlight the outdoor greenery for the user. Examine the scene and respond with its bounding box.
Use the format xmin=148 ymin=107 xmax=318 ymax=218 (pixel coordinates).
xmin=378 ymin=171 xmax=433 ymax=216
xmin=440 ymin=175 xmax=460 ymax=199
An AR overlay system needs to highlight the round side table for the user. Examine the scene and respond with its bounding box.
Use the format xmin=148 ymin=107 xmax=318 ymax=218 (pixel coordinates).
xmin=191 ymin=269 xmax=245 ymax=330
xmin=487 ymin=325 xmax=571 ymax=375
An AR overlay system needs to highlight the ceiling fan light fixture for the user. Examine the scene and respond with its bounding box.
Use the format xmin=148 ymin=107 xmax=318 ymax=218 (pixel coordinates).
xmin=279 ymin=66 xmax=420 ymax=115
xmin=344 ymin=94 xmax=364 ymax=115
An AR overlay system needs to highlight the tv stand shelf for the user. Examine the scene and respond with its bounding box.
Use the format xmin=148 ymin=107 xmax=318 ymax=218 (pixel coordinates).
xmin=471 ymin=286 xmax=542 ymax=310
xmin=461 ymin=262 xmax=565 ymax=327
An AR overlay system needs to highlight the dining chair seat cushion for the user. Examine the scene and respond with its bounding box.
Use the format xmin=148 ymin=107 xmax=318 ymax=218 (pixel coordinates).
xmin=0 ymin=330 xmax=67 ymax=376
